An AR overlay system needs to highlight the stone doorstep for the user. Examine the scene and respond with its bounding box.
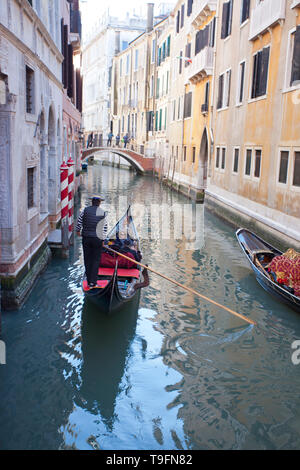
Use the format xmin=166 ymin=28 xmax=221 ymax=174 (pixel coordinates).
xmin=1 ymin=243 xmax=51 ymax=311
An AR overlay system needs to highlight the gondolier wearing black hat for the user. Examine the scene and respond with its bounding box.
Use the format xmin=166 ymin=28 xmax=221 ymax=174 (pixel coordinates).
xmin=76 ymin=195 xmax=108 ymax=288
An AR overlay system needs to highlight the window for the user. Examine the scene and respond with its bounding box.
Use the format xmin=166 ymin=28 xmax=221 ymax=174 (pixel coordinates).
xmin=147 ymin=111 xmax=154 ymax=132
xmin=159 ymin=109 xmax=162 ymax=131
xmin=251 ymin=47 xmax=270 ymax=99
xmin=177 ymin=96 xmax=181 ymax=120
xmin=26 ymin=66 xmax=35 ymax=114
xmin=216 ymin=147 xmax=220 ymax=168
xmin=126 ymin=55 xmax=130 ymax=74
xmin=184 ymin=92 xmax=192 ymax=118
xmin=135 ymin=49 xmax=139 ymax=70
xmin=179 ymin=51 xmax=183 ymax=74
xmin=167 ymin=36 xmax=171 ymax=57
xmin=195 ymin=24 xmax=210 ymax=56
xmin=162 ymin=42 xmax=166 ymax=61
xmin=290 ymin=27 xmax=300 ymax=87
xmin=241 ymin=0 xmax=250 ymax=24
xmin=187 ymin=0 xmax=193 ymax=17
xmin=245 ymin=149 xmax=252 ymax=175
xmin=185 ymin=43 xmax=191 ymax=67
xmin=237 ymin=61 xmax=245 ymax=104
xmin=221 ymin=0 xmax=233 ymax=39
xmin=150 ymin=75 xmax=154 ymax=97
xmin=176 ymin=10 xmax=180 ymax=34
xmin=217 ymin=74 xmax=224 ymax=109
xmin=254 ymin=149 xmax=261 ymax=178
xmin=183 ymin=146 xmax=187 ymax=161
xmin=27 ymin=167 xmax=35 ymax=209
xmin=217 ymin=70 xmax=231 ymax=109
xmin=120 ymin=59 xmax=123 ymax=77
xmin=164 ymin=107 xmax=167 ymax=130
xmin=279 ymin=151 xmax=289 ymax=184
xmin=293 ymin=151 xmax=300 ymax=186
xmin=158 ymin=47 xmax=162 ymax=66
xmin=192 ymin=147 xmax=196 ymax=163
xmin=181 ymin=4 xmax=185 ymax=28
xmin=221 ymin=148 xmax=226 ymax=169
xmin=151 ymin=39 xmax=156 ymax=63
xmin=155 ymin=111 xmax=158 ymax=131
xmin=202 ymin=81 xmax=210 ymax=113
xmin=233 ymin=148 xmax=239 ymax=173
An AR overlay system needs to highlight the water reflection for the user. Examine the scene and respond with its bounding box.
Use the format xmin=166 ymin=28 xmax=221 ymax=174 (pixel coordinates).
xmin=1 ymin=164 xmax=300 ymax=450
xmin=79 ymin=297 xmax=139 ymax=430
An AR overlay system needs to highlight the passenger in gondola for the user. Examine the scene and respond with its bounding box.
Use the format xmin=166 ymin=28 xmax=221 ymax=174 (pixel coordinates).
xmin=76 ymin=195 xmax=108 ymax=288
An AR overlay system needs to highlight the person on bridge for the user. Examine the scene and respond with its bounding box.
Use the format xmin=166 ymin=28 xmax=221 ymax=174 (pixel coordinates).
xmin=107 ymin=132 xmax=114 ymax=146
xmin=123 ymin=133 xmax=130 ymax=148
xmin=76 ymin=195 xmax=108 ymax=289
xmin=115 ymin=134 xmax=120 ymax=147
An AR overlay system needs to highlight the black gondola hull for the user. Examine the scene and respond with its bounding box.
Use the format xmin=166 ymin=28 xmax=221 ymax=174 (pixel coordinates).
xmin=236 ymin=228 xmax=300 ymax=313
xmin=82 ymin=270 xmax=142 ymax=314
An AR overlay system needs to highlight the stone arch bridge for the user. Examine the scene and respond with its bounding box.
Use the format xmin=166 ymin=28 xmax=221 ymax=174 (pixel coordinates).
xmin=82 ymin=147 xmax=155 ymax=175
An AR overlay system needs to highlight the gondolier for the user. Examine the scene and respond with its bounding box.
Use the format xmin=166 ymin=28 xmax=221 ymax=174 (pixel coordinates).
xmin=76 ymin=195 xmax=108 ymax=288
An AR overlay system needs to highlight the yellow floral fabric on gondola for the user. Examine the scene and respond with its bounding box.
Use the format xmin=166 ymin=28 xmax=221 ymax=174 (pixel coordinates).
xmin=267 ymin=249 xmax=300 ymax=297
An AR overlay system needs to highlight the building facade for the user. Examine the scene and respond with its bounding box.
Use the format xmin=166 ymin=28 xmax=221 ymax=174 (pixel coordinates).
xmin=208 ymin=0 xmax=300 ymax=247
xmin=61 ymin=0 xmax=83 ymax=192
xmin=96 ymin=0 xmax=300 ymax=247
xmin=82 ymin=11 xmax=147 ymax=147
xmin=0 ymin=0 xmax=82 ymax=309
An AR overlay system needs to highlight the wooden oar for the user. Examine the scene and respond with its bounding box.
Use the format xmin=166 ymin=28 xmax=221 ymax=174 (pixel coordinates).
xmin=106 ymin=246 xmax=257 ymax=326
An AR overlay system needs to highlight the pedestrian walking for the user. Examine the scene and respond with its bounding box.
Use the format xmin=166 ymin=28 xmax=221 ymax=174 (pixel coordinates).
xmin=115 ymin=134 xmax=120 ymax=147
xmin=123 ymin=133 xmax=129 ymax=148
xmin=76 ymin=195 xmax=108 ymax=288
xmin=107 ymin=132 xmax=114 ymax=146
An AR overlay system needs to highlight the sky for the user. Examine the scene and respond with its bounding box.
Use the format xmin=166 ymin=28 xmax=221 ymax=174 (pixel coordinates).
xmin=79 ymin=0 xmax=176 ymax=31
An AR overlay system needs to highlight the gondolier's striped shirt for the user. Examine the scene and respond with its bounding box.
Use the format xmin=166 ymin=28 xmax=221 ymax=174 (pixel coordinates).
xmin=76 ymin=207 xmax=108 ymax=239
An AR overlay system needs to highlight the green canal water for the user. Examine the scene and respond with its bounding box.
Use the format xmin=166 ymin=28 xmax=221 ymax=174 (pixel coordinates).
xmin=1 ymin=163 xmax=300 ymax=450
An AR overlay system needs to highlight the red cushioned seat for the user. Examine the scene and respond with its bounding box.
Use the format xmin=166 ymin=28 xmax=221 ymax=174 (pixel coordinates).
xmin=98 ymin=267 xmax=140 ymax=279
xmin=100 ymin=251 xmax=137 ymax=268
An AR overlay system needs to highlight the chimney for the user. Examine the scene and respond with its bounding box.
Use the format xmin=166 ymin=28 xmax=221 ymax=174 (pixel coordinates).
xmin=146 ymin=3 xmax=154 ymax=33
xmin=115 ymin=31 xmax=121 ymax=55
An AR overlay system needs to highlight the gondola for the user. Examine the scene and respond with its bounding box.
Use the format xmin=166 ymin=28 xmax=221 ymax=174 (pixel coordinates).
xmin=82 ymin=206 xmax=148 ymax=313
xmin=236 ymin=228 xmax=300 ymax=313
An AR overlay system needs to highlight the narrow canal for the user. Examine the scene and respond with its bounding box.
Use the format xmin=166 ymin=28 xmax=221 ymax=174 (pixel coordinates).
xmin=1 ymin=162 xmax=300 ymax=450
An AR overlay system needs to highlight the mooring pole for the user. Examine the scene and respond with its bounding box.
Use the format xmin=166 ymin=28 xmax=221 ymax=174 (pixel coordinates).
xmin=67 ymin=157 xmax=75 ymax=246
xmin=60 ymin=162 xmax=69 ymax=258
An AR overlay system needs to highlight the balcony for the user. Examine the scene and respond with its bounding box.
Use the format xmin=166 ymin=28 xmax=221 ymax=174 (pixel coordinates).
xmin=191 ymin=0 xmax=217 ymax=29
xmin=249 ymin=0 xmax=286 ymax=41
xmin=185 ymin=46 xmax=214 ymax=84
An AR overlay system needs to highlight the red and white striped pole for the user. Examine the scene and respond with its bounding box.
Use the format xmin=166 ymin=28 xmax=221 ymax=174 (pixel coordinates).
xmin=67 ymin=157 xmax=75 ymax=236
xmin=60 ymin=161 xmax=69 ymax=257
xmin=60 ymin=162 xmax=69 ymax=222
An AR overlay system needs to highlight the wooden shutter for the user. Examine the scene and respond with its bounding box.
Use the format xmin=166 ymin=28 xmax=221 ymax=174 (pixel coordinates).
xmin=251 ymin=53 xmax=258 ymax=99
xmin=291 ymin=26 xmax=300 ymax=86
xmin=221 ymin=2 xmax=229 ymax=39
xmin=227 ymin=0 xmax=233 ymax=36
xmin=209 ymin=17 xmax=216 ymax=47
xmin=67 ymin=43 xmax=74 ymax=98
